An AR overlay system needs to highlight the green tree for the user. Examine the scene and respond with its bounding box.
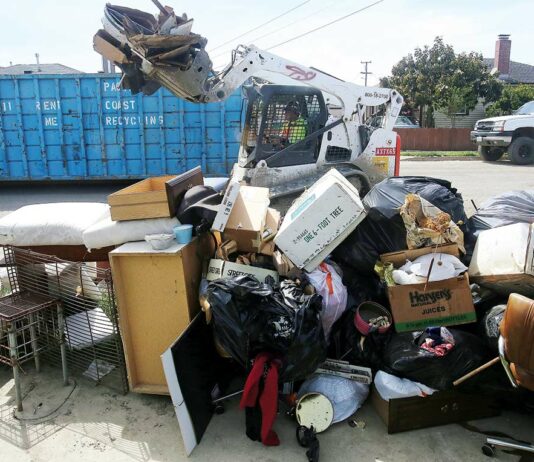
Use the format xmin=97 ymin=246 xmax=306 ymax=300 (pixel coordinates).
xmin=380 ymin=37 xmax=502 ymax=127
xmin=485 ymin=84 xmax=534 ymax=116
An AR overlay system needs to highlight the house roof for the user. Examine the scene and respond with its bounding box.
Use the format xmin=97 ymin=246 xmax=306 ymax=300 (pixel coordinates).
xmin=0 ymin=63 xmax=82 ymax=75
xmin=483 ymin=58 xmax=534 ymax=84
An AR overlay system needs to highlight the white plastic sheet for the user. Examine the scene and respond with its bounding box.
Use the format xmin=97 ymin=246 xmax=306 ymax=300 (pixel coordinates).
xmin=374 ymin=370 xmax=436 ymax=401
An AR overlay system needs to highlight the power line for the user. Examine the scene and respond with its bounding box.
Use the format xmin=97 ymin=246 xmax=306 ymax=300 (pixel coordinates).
xmin=209 ymin=0 xmax=313 ymax=52
xmin=211 ymin=0 xmax=341 ymax=61
xmin=265 ymin=0 xmax=384 ymax=51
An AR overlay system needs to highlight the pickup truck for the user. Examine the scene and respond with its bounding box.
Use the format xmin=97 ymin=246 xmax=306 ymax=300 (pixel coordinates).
xmin=470 ymin=101 xmax=534 ymax=165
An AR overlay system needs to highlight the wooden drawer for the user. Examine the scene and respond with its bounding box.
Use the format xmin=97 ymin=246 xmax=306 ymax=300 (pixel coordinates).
xmin=371 ymin=385 xmax=500 ymax=434
xmin=108 ymin=175 xmax=176 ymax=221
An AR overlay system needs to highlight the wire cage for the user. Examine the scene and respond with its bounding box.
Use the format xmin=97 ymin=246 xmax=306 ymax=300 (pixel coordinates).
xmin=1 ymin=246 xmax=128 ymax=393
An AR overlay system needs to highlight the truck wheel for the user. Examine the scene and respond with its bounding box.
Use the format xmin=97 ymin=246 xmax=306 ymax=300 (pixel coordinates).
xmin=478 ymin=146 xmax=504 ymax=162
xmin=508 ymin=137 xmax=534 ymax=165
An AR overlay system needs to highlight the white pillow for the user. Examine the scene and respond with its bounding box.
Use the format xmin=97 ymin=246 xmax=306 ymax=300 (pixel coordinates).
xmin=0 ymin=203 xmax=109 ymax=246
xmin=83 ymin=210 xmax=180 ymax=250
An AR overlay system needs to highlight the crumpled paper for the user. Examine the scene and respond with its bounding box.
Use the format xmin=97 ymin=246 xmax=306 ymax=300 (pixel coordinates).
xmin=400 ymin=194 xmax=465 ymax=253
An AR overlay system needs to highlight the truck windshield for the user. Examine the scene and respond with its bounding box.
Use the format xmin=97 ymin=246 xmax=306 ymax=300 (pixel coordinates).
xmin=515 ymin=101 xmax=534 ymax=115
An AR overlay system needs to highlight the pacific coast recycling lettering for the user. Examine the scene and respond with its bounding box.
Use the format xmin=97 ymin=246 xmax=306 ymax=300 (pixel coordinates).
xmin=0 ymin=80 xmax=164 ymax=128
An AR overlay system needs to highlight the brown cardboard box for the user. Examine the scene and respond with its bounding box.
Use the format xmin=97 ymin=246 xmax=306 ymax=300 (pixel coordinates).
xmin=223 ymin=186 xmax=270 ymax=253
xmin=380 ymin=244 xmax=476 ymax=332
xmin=371 ymin=385 xmax=499 ymax=434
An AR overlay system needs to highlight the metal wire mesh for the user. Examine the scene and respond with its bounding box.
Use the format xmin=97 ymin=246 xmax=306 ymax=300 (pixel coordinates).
xmin=1 ymin=246 xmax=128 ymax=393
xmin=0 ymin=310 xmax=58 ymax=367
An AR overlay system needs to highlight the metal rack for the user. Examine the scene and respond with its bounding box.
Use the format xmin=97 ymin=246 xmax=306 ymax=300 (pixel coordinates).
xmin=1 ymin=246 xmax=128 ymax=394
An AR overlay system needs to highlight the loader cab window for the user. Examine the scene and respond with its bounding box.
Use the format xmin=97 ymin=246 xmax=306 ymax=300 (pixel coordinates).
xmin=257 ymin=92 xmax=326 ymax=167
xmin=243 ymin=97 xmax=263 ymax=151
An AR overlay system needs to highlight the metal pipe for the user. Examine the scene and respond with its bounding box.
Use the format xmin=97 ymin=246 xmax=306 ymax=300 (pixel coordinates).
xmin=8 ymin=322 xmax=23 ymax=412
xmin=487 ymin=437 xmax=534 ymax=453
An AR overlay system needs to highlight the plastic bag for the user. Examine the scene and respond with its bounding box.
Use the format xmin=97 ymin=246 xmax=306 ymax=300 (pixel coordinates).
xmin=297 ymin=374 xmax=369 ymax=423
xmin=382 ymin=329 xmax=488 ymax=390
xmin=400 ymin=194 xmax=465 ymax=252
xmin=481 ymin=304 xmax=506 ymax=353
xmin=374 ymin=370 xmax=436 ymax=401
xmin=470 ymin=190 xmax=534 ymax=233
xmin=206 ymin=275 xmax=327 ymax=381
xmin=333 ymin=176 xmax=468 ymax=275
xmin=306 ymin=262 xmax=348 ymax=341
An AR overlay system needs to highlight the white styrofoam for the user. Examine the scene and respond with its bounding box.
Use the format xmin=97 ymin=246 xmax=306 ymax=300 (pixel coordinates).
xmin=274 ymin=169 xmax=366 ymax=271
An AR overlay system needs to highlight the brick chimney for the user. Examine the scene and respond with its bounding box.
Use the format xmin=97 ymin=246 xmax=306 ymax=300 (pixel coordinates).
xmin=494 ymin=34 xmax=511 ymax=75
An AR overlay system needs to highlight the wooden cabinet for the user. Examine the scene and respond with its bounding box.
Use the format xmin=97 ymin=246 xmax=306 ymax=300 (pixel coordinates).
xmin=110 ymin=236 xmax=213 ymax=394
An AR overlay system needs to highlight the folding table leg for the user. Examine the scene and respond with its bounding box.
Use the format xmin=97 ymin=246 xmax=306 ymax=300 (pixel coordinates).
xmin=56 ymin=303 xmax=69 ymax=386
xmin=29 ymin=313 xmax=40 ymax=373
xmin=7 ymin=322 xmax=23 ymax=412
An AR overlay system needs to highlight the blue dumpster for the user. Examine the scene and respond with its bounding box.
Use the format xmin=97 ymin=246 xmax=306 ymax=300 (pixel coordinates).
xmin=0 ymin=73 xmax=243 ymax=181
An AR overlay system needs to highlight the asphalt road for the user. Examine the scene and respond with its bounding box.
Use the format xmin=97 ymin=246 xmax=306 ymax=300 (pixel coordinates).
xmin=399 ymin=157 xmax=534 ymax=215
xmin=0 ymin=158 xmax=532 ymax=218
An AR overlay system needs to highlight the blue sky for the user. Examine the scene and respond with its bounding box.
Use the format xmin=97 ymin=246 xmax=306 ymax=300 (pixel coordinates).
xmin=1 ymin=0 xmax=532 ymax=85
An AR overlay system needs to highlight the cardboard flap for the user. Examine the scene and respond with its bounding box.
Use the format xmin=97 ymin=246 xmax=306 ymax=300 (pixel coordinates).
xmin=225 ymin=186 xmax=269 ymax=232
xmin=381 ymin=244 xmax=460 ymax=268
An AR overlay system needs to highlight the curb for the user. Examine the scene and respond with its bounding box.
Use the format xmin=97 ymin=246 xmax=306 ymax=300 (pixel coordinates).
xmin=401 ymin=156 xmax=480 ymax=162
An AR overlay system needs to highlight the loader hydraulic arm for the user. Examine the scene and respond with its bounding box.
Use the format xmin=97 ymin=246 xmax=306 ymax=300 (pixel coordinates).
xmin=202 ymin=45 xmax=403 ymax=128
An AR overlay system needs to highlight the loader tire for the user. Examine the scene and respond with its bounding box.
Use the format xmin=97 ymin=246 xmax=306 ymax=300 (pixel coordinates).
xmin=478 ymin=146 xmax=504 ymax=162
xmin=508 ymin=136 xmax=534 ymax=165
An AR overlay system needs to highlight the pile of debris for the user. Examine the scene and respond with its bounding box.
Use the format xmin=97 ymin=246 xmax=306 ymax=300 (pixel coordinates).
xmin=1 ymin=159 xmax=533 ymax=459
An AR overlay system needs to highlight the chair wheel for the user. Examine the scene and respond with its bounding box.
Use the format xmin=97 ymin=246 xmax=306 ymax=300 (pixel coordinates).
xmin=481 ymin=444 xmax=496 ymax=457
xmin=214 ymin=404 xmax=225 ymax=415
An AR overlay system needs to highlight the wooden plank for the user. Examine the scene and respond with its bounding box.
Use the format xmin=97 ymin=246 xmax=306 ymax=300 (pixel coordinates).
xmin=18 ymin=245 xmax=113 ymax=262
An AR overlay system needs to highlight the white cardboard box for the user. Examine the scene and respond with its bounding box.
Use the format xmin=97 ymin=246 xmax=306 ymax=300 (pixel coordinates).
xmin=211 ymin=180 xmax=241 ymax=232
xmin=468 ymin=222 xmax=534 ymax=297
xmin=274 ymin=169 xmax=366 ymax=271
xmin=206 ymin=259 xmax=279 ymax=283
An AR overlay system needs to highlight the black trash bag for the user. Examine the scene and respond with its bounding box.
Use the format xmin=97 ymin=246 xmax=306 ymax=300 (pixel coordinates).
xmin=329 ymin=304 xmax=392 ymax=371
xmin=470 ymin=190 xmax=534 ymax=234
xmin=207 ymin=275 xmax=327 ymax=381
xmin=333 ymin=176 xmax=468 ymax=275
xmin=382 ymin=329 xmax=488 ymax=390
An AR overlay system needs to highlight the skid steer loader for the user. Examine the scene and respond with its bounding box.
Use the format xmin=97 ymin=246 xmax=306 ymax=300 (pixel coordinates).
xmin=94 ymin=2 xmax=404 ymax=211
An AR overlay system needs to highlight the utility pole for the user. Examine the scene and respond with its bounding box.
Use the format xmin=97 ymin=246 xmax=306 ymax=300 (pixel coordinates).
xmin=360 ymin=60 xmax=372 ymax=86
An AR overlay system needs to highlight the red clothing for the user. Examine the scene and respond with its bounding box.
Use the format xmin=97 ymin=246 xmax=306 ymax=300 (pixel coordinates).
xmin=240 ymin=353 xmax=281 ymax=446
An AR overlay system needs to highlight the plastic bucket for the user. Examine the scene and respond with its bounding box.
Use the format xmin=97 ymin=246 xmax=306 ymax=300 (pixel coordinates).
xmin=173 ymin=224 xmax=193 ymax=244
